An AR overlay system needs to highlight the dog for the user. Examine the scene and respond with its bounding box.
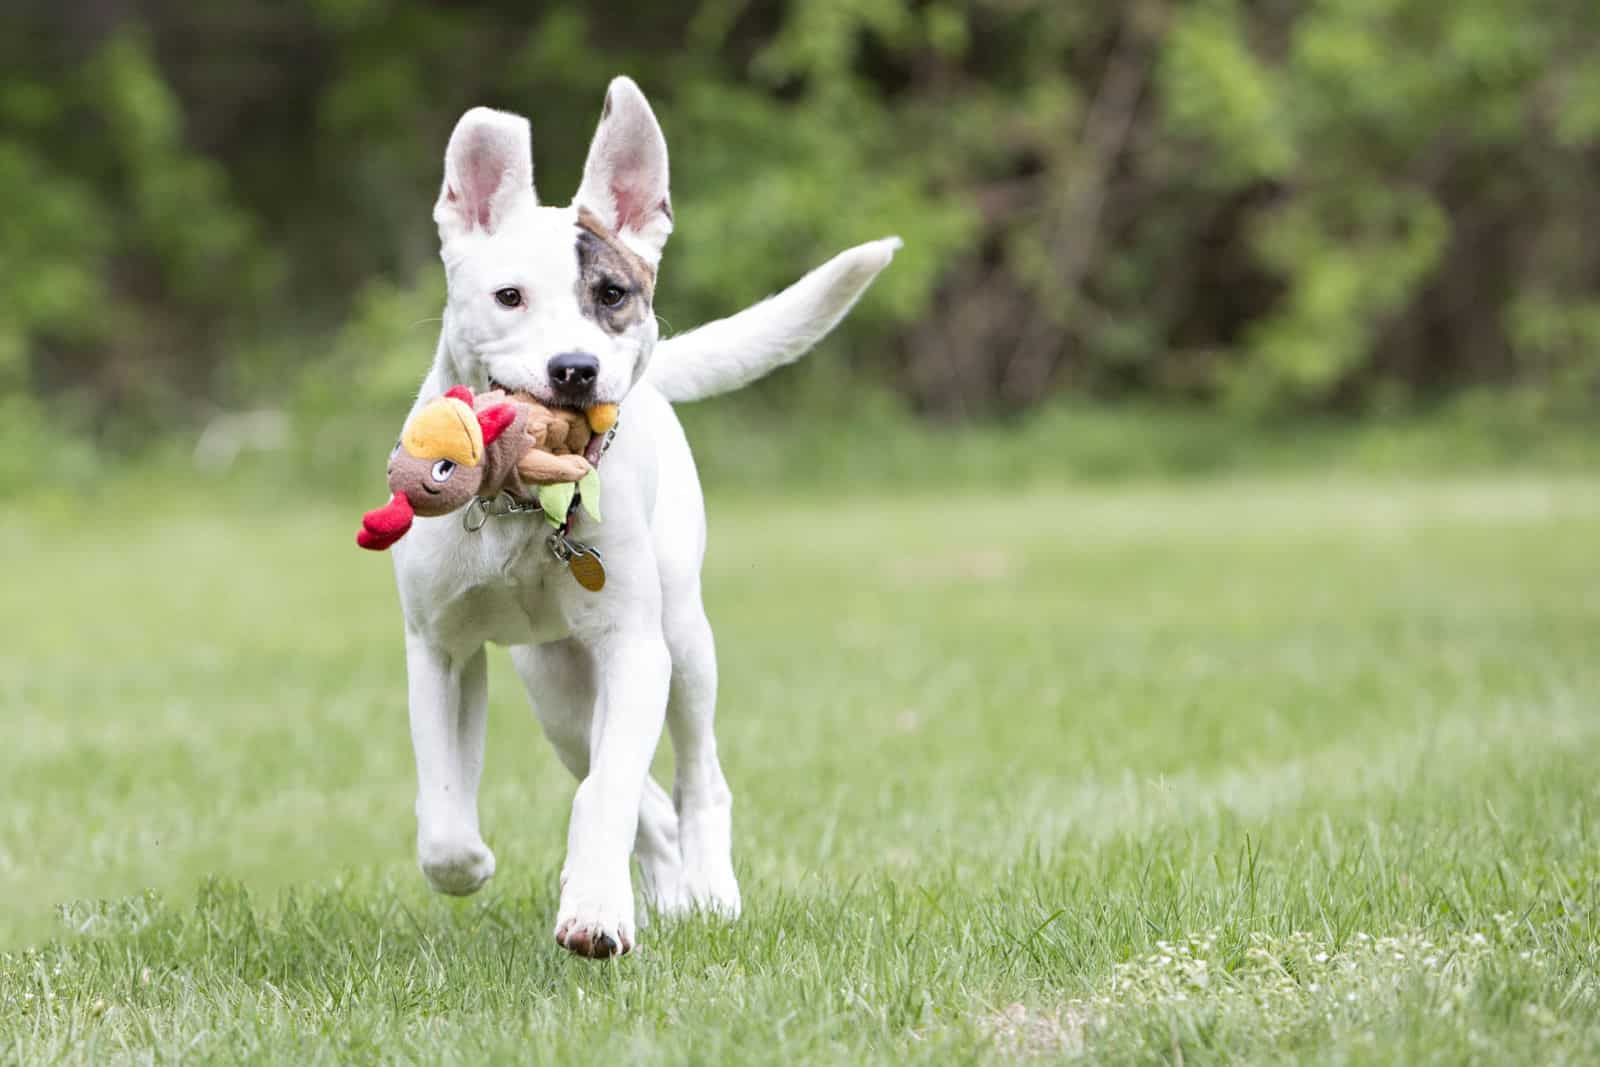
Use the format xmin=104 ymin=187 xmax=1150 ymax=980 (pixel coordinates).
xmin=389 ymin=75 xmax=899 ymax=958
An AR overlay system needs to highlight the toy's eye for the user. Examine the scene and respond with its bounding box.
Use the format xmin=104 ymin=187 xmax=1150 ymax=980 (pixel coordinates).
xmin=598 ymin=283 xmax=626 ymax=309
xmin=431 ymin=460 xmax=456 ymax=482
xmin=494 ymin=287 xmax=522 ymax=308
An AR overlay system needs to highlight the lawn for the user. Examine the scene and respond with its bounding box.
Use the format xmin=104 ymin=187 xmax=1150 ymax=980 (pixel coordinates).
xmin=2 ymin=476 xmax=1598 ymax=1064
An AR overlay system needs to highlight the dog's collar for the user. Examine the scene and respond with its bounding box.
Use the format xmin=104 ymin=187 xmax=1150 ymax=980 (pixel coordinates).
xmin=461 ymin=409 xmax=619 ymax=533
xmin=462 ymin=490 xmax=539 ymax=530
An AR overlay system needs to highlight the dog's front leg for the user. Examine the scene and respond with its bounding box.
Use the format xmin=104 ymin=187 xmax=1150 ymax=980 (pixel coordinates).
xmin=553 ymin=625 xmax=671 ymax=958
xmin=406 ymin=634 xmax=496 ymax=895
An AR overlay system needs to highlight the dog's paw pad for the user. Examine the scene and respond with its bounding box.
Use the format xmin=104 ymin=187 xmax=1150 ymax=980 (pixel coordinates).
xmin=555 ymin=916 xmax=633 ymax=958
xmin=554 ymin=880 xmax=636 ymax=959
xmin=418 ymin=835 xmax=496 ymax=896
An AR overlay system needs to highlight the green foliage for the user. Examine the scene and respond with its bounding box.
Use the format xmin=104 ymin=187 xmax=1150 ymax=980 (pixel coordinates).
xmin=0 ymin=25 xmax=276 ymax=459
xmin=1162 ymin=1 xmax=1294 ymax=183
xmin=1507 ymin=292 xmax=1600 ymax=412
xmin=1235 ymin=187 xmax=1449 ymax=410
xmin=1157 ymin=0 xmax=1600 ymax=413
xmin=4 ymin=0 xmax=1600 ymax=463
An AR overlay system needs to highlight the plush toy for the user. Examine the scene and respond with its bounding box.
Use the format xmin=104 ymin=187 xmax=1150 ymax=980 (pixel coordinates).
xmin=357 ymin=386 xmax=608 ymax=550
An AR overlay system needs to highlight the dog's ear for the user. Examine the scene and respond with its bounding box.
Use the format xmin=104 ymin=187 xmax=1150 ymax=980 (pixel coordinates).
xmin=573 ymin=76 xmax=672 ymax=267
xmin=435 ymin=107 xmax=536 ymax=242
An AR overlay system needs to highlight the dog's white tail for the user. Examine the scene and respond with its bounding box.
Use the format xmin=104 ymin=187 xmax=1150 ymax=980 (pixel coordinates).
xmin=645 ymin=237 xmax=902 ymax=403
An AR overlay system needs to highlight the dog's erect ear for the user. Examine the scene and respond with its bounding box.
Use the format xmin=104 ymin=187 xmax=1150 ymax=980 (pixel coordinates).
xmin=435 ymin=107 xmax=535 ymax=242
xmin=573 ymin=76 xmax=672 ymax=266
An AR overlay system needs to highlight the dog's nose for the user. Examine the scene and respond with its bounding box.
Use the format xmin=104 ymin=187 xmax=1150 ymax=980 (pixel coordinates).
xmin=547 ymin=352 xmax=599 ymax=393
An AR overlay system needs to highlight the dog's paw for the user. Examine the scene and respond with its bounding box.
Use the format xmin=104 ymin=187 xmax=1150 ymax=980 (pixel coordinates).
xmin=681 ymin=862 xmax=742 ymax=920
xmin=637 ymin=855 xmax=689 ymax=921
xmin=417 ymin=832 xmax=496 ymax=896
xmin=676 ymin=810 xmax=741 ymax=919
xmin=554 ymin=871 xmax=636 ymax=958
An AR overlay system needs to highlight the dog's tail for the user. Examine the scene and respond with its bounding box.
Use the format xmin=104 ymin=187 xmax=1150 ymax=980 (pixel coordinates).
xmin=645 ymin=236 xmax=902 ymax=404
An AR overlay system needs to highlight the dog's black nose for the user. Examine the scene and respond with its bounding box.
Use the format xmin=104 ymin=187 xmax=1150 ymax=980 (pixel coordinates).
xmin=547 ymin=352 xmax=599 ymax=392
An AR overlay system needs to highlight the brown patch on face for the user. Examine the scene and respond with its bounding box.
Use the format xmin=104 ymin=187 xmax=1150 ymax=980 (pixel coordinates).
xmin=575 ymin=206 xmax=654 ymax=334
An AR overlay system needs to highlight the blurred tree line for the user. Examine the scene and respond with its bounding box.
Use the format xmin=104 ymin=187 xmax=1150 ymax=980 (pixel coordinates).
xmin=4 ymin=0 xmax=1599 ymax=463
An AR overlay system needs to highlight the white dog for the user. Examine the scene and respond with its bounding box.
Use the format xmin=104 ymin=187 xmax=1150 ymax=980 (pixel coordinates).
xmin=389 ymin=76 xmax=899 ymax=957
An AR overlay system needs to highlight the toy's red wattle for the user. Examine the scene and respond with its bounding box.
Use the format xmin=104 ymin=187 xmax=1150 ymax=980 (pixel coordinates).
xmin=444 ymin=385 xmax=475 ymax=405
xmin=357 ymin=491 xmax=415 ymax=551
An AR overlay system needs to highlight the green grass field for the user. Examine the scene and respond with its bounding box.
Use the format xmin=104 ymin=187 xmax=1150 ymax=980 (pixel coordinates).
xmin=3 ymin=477 xmax=1598 ymax=1064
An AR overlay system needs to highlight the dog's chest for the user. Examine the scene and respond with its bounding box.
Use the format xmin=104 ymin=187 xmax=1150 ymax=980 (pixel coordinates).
xmin=437 ymin=575 xmax=567 ymax=649
xmin=404 ymin=522 xmax=574 ymax=649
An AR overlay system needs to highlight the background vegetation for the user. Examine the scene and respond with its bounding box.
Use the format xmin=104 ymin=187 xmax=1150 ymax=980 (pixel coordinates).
xmin=5 ymin=0 xmax=1600 ymax=486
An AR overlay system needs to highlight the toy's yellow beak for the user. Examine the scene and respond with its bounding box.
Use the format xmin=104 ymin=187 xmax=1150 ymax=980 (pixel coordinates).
xmin=402 ymin=397 xmax=483 ymax=466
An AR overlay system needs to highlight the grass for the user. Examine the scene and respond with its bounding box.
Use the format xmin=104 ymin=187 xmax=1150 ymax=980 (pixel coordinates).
xmin=2 ymin=474 xmax=1598 ymax=1063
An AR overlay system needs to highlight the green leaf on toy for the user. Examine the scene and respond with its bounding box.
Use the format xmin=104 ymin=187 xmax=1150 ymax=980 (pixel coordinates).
xmin=577 ymin=469 xmax=602 ymax=523
xmin=538 ymin=482 xmax=575 ymax=527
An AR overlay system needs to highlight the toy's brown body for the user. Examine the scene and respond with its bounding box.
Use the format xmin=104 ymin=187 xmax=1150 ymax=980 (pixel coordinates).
xmin=503 ymin=392 xmax=593 ymax=489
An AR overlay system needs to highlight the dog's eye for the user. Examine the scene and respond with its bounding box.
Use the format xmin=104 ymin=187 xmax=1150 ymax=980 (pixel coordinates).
xmin=494 ymin=287 xmax=522 ymax=308
xmin=598 ymin=283 xmax=626 ymax=309
xmin=431 ymin=460 xmax=456 ymax=482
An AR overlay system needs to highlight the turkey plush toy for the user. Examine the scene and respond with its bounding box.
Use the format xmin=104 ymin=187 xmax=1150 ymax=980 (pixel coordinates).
xmin=356 ymin=386 xmax=615 ymax=550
